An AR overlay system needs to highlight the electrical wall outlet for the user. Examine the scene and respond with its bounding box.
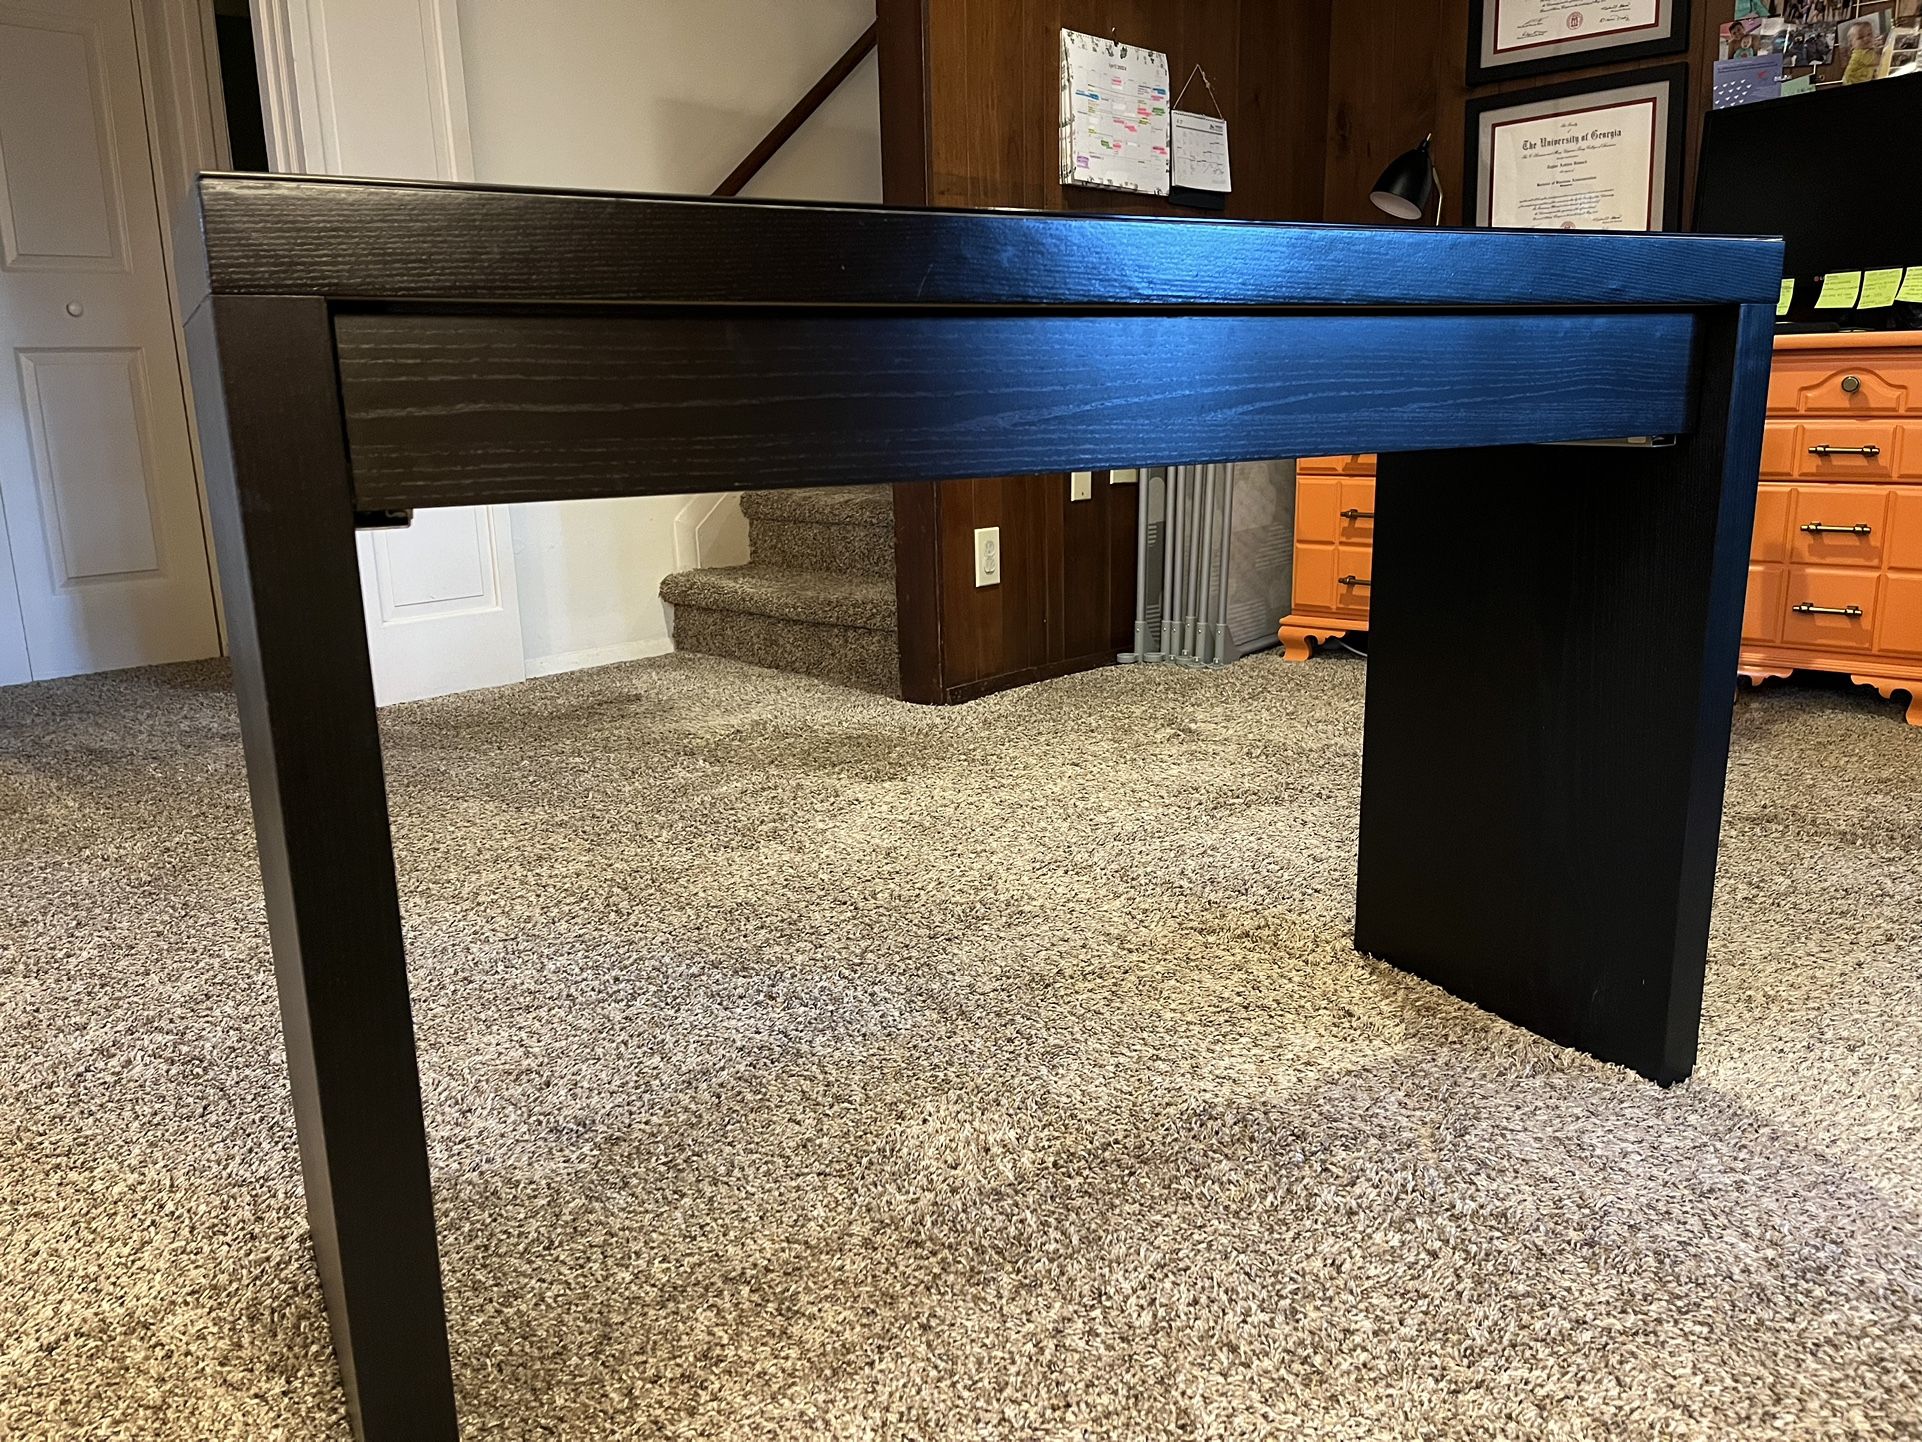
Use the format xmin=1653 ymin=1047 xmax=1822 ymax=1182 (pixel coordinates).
xmin=1070 ymin=470 xmax=1094 ymax=501
xmin=973 ymin=526 xmax=1001 ymax=587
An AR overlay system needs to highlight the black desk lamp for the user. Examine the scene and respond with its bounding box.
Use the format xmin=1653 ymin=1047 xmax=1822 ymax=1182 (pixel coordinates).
xmin=1371 ymin=135 xmax=1443 ymax=225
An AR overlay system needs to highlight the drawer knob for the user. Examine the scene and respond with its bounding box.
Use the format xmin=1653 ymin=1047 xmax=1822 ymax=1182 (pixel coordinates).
xmin=1339 ymin=575 xmax=1372 ymax=589
xmin=1338 ymin=508 xmax=1375 ymax=521
xmin=1800 ymin=522 xmax=1873 ymax=536
xmin=1808 ymin=444 xmax=1880 ymax=458
xmin=1792 ymin=603 xmax=1863 ymax=618
xmin=1841 ymin=374 xmax=1862 ymax=394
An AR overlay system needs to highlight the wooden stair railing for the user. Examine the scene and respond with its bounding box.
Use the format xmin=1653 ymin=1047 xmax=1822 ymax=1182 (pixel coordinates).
xmin=713 ymin=21 xmax=879 ymax=197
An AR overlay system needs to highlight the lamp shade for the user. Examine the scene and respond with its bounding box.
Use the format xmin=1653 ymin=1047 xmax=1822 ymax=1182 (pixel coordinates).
xmin=1370 ymin=137 xmax=1436 ymax=221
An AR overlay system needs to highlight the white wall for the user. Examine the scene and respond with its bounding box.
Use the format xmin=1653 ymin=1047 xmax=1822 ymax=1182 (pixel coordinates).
xmin=456 ymin=0 xmax=882 ymax=676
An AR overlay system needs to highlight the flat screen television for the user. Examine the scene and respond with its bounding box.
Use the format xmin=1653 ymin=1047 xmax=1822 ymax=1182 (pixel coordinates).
xmin=1694 ymin=74 xmax=1922 ymax=328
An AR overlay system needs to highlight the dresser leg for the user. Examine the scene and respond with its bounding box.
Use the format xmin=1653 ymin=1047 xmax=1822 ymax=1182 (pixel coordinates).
xmin=1278 ymin=622 xmax=1349 ymax=662
xmin=1850 ymin=675 xmax=1922 ymax=726
xmin=1354 ymin=306 xmax=1774 ymax=1085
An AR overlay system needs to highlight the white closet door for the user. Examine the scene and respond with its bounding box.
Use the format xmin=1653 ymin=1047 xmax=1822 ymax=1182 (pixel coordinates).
xmin=0 ymin=500 xmax=28 ymax=684
xmin=254 ymin=0 xmax=524 ymax=705
xmin=0 ymin=0 xmax=219 ymax=680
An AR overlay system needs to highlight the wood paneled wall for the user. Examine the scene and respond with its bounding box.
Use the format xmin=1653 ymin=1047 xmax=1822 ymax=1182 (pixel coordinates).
xmin=879 ymin=0 xmax=1332 ymax=703
xmin=1323 ymin=0 xmax=1723 ymax=227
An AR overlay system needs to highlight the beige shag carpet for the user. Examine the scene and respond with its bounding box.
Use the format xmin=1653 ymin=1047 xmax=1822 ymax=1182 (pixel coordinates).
xmin=2 ymin=652 xmax=1920 ymax=1441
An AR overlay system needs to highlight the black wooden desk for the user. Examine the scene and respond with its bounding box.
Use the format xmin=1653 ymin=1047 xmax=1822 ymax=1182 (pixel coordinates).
xmin=179 ymin=174 xmax=1779 ymax=1442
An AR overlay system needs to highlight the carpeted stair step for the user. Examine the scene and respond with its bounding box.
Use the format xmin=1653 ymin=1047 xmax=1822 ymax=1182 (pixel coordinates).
xmin=660 ymin=563 xmax=898 ymax=696
xmin=738 ymin=485 xmax=893 ymax=526
xmin=749 ymin=515 xmax=894 ymax=576
xmin=743 ymin=485 xmax=895 ymax=577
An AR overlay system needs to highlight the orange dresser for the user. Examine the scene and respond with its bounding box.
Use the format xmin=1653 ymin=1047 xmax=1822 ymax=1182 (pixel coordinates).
xmin=1277 ymin=452 xmax=1376 ymax=661
xmin=1280 ymin=334 xmax=1922 ymax=726
xmin=1742 ymin=332 xmax=1922 ymax=725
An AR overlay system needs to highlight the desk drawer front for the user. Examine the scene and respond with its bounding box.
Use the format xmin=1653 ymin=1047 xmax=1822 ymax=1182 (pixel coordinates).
xmin=335 ymin=311 xmax=1694 ymax=509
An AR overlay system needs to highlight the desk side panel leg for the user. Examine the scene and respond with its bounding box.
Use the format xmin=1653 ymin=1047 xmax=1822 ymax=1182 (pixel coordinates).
xmin=185 ymin=296 xmax=459 ymax=1440
xmin=1355 ymin=304 xmax=1774 ymax=1084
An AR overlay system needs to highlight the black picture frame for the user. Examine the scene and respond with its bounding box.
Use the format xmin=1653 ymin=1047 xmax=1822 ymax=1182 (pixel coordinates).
xmin=1463 ymin=64 xmax=1690 ymax=233
xmin=1467 ymin=0 xmax=1693 ymax=85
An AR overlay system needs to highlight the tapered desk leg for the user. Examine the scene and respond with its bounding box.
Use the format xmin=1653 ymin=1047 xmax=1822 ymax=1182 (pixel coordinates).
xmin=1355 ymin=304 xmax=1775 ymax=1085
xmin=187 ymin=297 xmax=459 ymax=1440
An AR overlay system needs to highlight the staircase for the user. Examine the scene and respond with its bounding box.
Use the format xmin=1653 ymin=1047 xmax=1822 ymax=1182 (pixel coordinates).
xmin=660 ymin=486 xmax=899 ymax=695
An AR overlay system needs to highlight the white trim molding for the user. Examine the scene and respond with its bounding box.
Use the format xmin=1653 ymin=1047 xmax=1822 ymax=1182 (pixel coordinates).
xmin=671 ymin=492 xmax=750 ymax=573
xmin=250 ymin=0 xmax=473 ymax=181
xmin=524 ymin=637 xmax=675 ymax=680
xmin=248 ymin=0 xmax=519 ymax=706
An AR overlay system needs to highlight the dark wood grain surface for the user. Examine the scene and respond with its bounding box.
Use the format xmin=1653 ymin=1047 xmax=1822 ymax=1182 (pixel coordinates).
xmin=334 ymin=308 xmax=1700 ymax=510
xmin=1353 ymin=303 xmax=1776 ymax=1084
xmin=186 ymin=173 xmax=1782 ymax=312
xmin=186 ymin=296 xmax=457 ymax=1439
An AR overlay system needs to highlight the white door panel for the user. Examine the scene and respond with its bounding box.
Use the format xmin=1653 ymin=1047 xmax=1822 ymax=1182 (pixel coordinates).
xmin=356 ymin=505 xmax=523 ymax=704
xmin=0 ymin=0 xmax=218 ymax=679
xmin=0 ymin=498 xmax=28 ymax=685
xmin=255 ymin=0 xmax=523 ymax=705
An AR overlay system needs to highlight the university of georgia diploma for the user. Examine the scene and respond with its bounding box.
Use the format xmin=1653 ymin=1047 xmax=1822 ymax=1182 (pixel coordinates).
xmin=1485 ymin=94 xmax=1662 ymax=231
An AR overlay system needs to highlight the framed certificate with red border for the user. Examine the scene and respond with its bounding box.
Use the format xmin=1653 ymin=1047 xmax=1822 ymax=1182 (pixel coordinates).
xmin=1468 ymin=0 xmax=1692 ymax=84
xmin=1465 ymin=66 xmax=1688 ymax=233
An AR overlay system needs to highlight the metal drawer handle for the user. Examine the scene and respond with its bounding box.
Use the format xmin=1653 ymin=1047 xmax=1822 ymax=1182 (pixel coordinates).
xmin=1800 ymin=522 xmax=1873 ymax=536
xmin=1339 ymin=575 xmax=1371 ymax=588
xmin=1339 ymin=508 xmax=1375 ymax=521
xmin=1841 ymin=375 xmax=1861 ymax=394
xmin=1808 ymin=444 xmax=1880 ymax=458
xmin=1792 ymin=603 xmax=1863 ymax=618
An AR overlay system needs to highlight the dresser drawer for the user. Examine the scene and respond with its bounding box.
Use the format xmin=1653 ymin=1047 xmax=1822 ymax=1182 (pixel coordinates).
xmin=1768 ymin=354 xmax=1918 ymax=415
xmin=1338 ymin=479 xmax=1375 ymax=543
xmin=1760 ymin=424 xmax=1800 ymax=479
xmin=1781 ymin=567 xmax=1878 ymax=652
xmin=1751 ymin=484 xmax=1791 ymax=562
xmin=1891 ymin=490 xmax=1922 ymax=572
xmin=1792 ymin=422 xmax=1900 ymax=480
xmin=1297 ymin=453 xmax=1376 ymax=476
xmin=1292 ymin=540 xmax=1372 ymax=617
xmin=1334 ymin=545 xmax=1372 ymax=617
xmin=1789 ymin=486 xmax=1888 ymax=567
xmin=1880 ymin=575 xmax=1922 ymax=657
xmin=1295 ymin=475 xmax=1342 ymax=543
xmin=1743 ymin=563 xmax=1786 ymax=645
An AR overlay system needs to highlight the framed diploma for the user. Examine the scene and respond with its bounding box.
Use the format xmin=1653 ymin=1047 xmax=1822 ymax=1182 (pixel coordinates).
xmin=1465 ymin=66 xmax=1687 ymax=233
xmin=1468 ymin=0 xmax=1691 ymax=84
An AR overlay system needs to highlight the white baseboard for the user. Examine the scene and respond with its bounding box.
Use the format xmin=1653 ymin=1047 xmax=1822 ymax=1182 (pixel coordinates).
xmin=524 ymin=636 xmax=674 ymax=678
